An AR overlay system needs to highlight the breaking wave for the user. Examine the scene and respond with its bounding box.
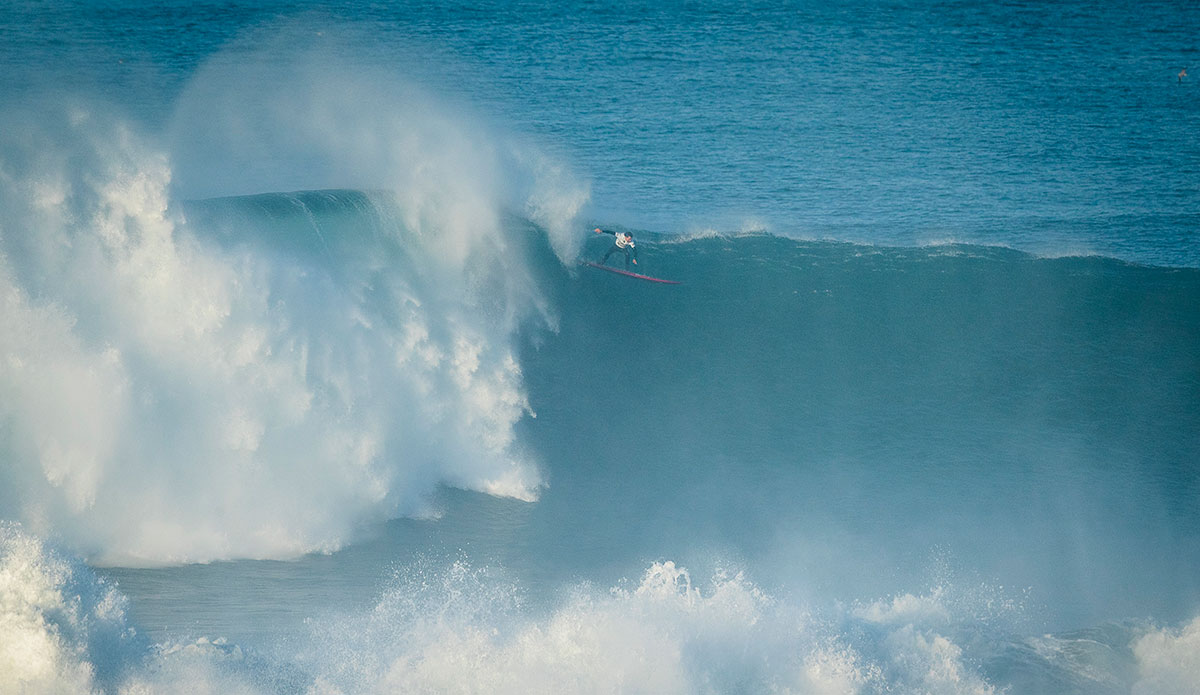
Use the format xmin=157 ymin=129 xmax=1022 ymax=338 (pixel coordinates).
xmin=4 ymin=523 xmax=1199 ymax=694
xmin=0 ymin=32 xmax=586 ymax=564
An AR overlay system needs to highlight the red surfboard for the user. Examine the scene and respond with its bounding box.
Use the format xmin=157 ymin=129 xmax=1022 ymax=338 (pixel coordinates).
xmin=583 ymin=261 xmax=681 ymax=285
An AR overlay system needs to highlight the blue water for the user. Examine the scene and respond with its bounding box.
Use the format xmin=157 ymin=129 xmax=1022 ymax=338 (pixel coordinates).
xmin=1 ymin=2 xmax=1199 ymax=693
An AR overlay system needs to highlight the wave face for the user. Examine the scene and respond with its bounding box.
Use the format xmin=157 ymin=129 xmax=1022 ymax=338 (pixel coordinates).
xmin=542 ymin=231 xmax=1200 ymax=619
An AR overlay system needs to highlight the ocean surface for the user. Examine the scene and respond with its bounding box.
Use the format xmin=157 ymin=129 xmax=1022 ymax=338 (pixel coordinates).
xmin=2 ymin=1 xmax=1199 ymax=693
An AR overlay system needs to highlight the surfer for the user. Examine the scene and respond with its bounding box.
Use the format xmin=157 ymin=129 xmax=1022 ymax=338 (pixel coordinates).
xmin=595 ymin=227 xmax=638 ymax=269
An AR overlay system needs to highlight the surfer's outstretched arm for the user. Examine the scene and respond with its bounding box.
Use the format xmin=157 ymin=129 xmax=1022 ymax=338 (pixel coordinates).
xmin=595 ymin=227 xmax=616 ymax=236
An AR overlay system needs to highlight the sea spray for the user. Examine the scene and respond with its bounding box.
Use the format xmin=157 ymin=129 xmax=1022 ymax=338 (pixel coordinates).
xmin=0 ymin=74 xmax=584 ymax=565
xmin=166 ymin=22 xmax=589 ymax=265
xmin=7 ymin=522 xmax=1200 ymax=694
xmin=1132 ymin=617 xmax=1200 ymax=695
xmin=0 ymin=523 xmax=140 ymax=693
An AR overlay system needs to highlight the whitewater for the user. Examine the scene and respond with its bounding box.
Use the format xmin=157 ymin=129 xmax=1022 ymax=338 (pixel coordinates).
xmin=2 ymin=2 xmax=1199 ymax=693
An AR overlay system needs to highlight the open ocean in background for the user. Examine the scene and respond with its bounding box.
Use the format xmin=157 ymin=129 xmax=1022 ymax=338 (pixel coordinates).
xmin=1 ymin=2 xmax=1198 ymax=693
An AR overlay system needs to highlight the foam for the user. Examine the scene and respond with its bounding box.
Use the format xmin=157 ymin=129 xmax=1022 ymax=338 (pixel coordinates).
xmin=0 ymin=524 xmax=139 ymax=694
xmin=1132 ymin=616 xmax=1200 ymax=695
xmin=0 ymin=31 xmax=587 ymax=564
xmin=285 ymin=559 xmax=1012 ymax=695
xmin=854 ymin=590 xmax=953 ymax=627
xmin=15 ymin=527 xmax=1181 ymax=695
xmin=0 ymin=524 xmax=274 ymax=694
xmin=298 ymin=560 xmax=802 ymax=693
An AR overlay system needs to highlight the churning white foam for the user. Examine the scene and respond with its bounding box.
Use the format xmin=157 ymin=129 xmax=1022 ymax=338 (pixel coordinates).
xmin=298 ymin=560 xmax=825 ymax=694
xmin=0 ymin=523 xmax=275 ymax=694
xmin=0 ymin=29 xmax=588 ymax=565
xmin=0 ymin=527 xmax=935 ymax=694
xmin=9 ymin=523 xmax=1195 ymax=695
xmin=0 ymin=524 xmax=138 ymax=694
xmin=284 ymin=559 xmax=1018 ymax=695
xmin=1132 ymin=616 xmax=1200 ymax=695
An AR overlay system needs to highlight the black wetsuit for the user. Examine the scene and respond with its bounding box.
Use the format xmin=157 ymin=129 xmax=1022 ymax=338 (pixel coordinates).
xmin=598 ymin=229 xmax=638 ymax=269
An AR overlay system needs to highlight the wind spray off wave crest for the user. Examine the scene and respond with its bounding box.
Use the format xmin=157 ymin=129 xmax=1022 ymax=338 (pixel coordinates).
xmin=0 ymin=35 xmax=587 ymax=565
xmin=168 ymin=22 xmax=590 ymax=265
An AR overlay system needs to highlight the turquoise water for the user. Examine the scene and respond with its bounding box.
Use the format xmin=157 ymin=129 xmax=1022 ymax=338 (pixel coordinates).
xmin=2 ymin=2 xmax=1199 ymax=693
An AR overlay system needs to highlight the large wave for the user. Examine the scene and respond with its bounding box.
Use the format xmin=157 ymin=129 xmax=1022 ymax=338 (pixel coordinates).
xmin=0 ymin=29 xmax=587 ymax=565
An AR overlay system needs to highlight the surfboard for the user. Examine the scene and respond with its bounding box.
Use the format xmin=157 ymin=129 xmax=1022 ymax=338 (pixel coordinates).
xmin=582 ymin=261 xmax=681 ymax=285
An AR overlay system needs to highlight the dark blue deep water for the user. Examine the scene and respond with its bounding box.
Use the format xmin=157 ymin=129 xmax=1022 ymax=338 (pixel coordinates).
xmin=1 ymin=2 xmax=1198 ymax=693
